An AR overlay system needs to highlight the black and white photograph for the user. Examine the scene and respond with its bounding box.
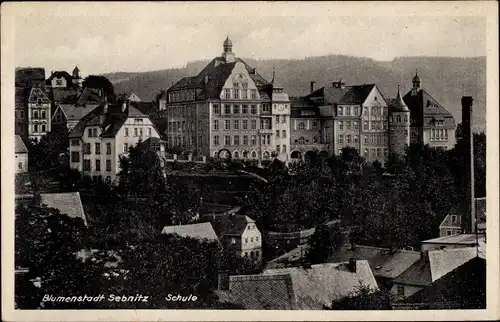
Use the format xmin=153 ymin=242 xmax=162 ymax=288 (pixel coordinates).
xmin=2 ymin=1 xmax=499 ymax=321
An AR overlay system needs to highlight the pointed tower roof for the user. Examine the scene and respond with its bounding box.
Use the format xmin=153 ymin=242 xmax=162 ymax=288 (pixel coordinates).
xmin=391 ymin=86 xmax=410 ymax=112
xmin=223 ymin=36 xmax=232 ymax=47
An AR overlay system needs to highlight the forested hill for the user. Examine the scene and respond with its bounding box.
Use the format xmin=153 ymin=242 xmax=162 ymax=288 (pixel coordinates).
xmin=104 ymin=55 xmax=486 ymax=132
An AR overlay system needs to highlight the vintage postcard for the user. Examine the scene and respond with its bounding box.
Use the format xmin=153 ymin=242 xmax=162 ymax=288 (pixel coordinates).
xmin=2 ymin=1 xmax=499 ymax=321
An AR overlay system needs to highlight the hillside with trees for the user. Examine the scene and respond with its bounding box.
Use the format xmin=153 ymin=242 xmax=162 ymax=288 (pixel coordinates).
xmin=104 ymin=55 xmax=486 ymax=132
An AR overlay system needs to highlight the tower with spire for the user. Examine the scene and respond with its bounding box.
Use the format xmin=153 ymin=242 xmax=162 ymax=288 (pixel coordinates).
xmin=389 ymin=86 xmax=411 ymax=155
xmin=222 ymin=36 xmax=235 ymax=63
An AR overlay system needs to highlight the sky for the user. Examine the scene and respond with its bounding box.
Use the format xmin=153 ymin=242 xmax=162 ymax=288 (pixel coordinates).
xmin=9 ymin=2 xmax=487 ymax=75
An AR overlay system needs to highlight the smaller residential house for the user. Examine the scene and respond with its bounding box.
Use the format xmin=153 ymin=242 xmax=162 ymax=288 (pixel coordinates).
xmin=46 ymin=71 xmax=74 ymax=89
xmin=390 ymin=247 xmax=483 ymax=300
xmin=203 ymin=208 xmax=262 ymax=263
xmin=68 ymin=100 xmax=161 ymax=183
xmin=438 ymin=197 xmax=487 ymax=237
xmin=215 ymin=260 xmax=378 ymax=309
xmin=117 ymin=92 xmax=142 ymax=102
xmin=15 ymin=135 xmax=29 ymax=173
xmin=161 ymin=222 xmax=219 ymax=243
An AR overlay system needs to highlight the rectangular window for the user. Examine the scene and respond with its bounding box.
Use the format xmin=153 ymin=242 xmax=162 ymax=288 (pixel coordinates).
xmin=125 ymin=128 xmax=129 ymax=137
xmin=71 ymin=152 xmax=80 ymax=163
xmin=233 ymin=135 xmax=240 ymax=145
xmin=250 ymin=89 xmax=257 ymax=99
xmin=224 ymin=120 xmax=230 ymax=130
xmin=250 ymin=105 xmax=257 ymax=115
xmin=212 ymin=104 xmax=220 ymax=114
xmin=224 ymin=135 xmax=231 ymax=146
xmin=71 ymin=139 xmax=80 ymax=146
xmin=88 ymin=128 xmax=93 ymax=137
xmin=339 ymin=121 xmax=343 ymax=130
xmin=338 ymin=135 xmax=344 ymax=144
xmin=41 ymin=124 xmax=46 ymax=133
xmin=243 ymin=135 xmax=248 ymax=145
xmin=106 ymin=143 xmax=111 ymax=154
xmin=262 ymin=104 xmax=270 ymax=112
xmin=251 ymin=135 xmax=257 ymax=145
xmin=276 ymin=130 xmax=280 ymax=138
xmin=95 ymin=159 xmax=101 ymax=171
xmin=83 ymin=143 xmax=91 ymax=154
xmin=353 ymin=135 xmax=359 ymax=144
xmin=346 ymin=106 xmax=351 ymax=116
xmin=134 ymin=128 xmax=138 ymax=136
xmin=213 ymin=120 xmax=219 ymax=130
xmin=233 ymin=105 xmax=240 ymax=114
xmin=282 ymin=130 xmax=287 ymax=138
xmin=233 ymin=120 xmax=239 ymax=130
xmin=346 ymin=135 xmax=351 ymax=144
xmin=224 ymin=104 xmax=231 ymax=114
xmin=224 ymin=89 xmax=230 ymax=99
xmin=242 ymin=105 xmax=248 ymax=114
xmin=95 ymin=143 xmax=101 ymax=154
xmin=276 ymin=115 xmax=280 ymax=124
xmin=346 ymin=121 xmax=351 ymax=130
xmin=148 ymin=128 xmax=152 ymax=137
xmin=242 ymin=120 xmax=248 ymax=130
xmin=451 ymin=215 xmax=457 ymax=224
xmin=251 ymin=120 xmax=257 ymax=129
xmin=354 ymin=121 xmax=359 ymax=130
xmin=282 ymin=115 xmax=286 ymax=124
xmin=213 ymin=135 xmax=219 ymax=146
xmin=93 ymin=128 xmax=98 ymax=137
xmin=276 ymin=145 xmax=280 ymax=153
xmin=83 ymin=160 xmax=91 ymax=171
xmin=241 ymin=89 xmax=248 ymax=99
xmin=283 ymin=145 xmax=287 ymax=152
xmin=232 ymin=89 xmax=238 ymax=99
xmin=364 ymin=121 xmax=369 ymax=130
xmin=106 ymin=160 xmax=111 ymax=171
xmin=123 ymin=143 xmax=129 ymax=153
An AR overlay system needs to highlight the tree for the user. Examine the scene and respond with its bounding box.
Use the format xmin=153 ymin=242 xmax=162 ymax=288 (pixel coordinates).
xmin=307 ymin=223 xmax=344 ymax=264
xmin=82 ymin=75 xmax=115 ymax=98
xmin=27 ymin=125 xmax=69 ymax=171
xmin=325 ymin=284 xmax=393 ymax=310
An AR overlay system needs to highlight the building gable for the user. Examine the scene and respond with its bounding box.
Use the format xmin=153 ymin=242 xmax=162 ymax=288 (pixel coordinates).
xmin=220 ymin=62 xmax=260 ymax=100
xmin=362 ymin=85 xmax=389 ymax=108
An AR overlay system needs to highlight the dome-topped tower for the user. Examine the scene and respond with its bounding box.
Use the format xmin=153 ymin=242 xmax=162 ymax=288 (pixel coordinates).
xmin=72 ymin=65 xmax=82 ymax=88
xmin=389 ymin=86 xmax=411 ymax=156
xmin=411 ymin=70 xmax=421 ymax=96
xmin=222 ymin=37 xmax=235 ymax=63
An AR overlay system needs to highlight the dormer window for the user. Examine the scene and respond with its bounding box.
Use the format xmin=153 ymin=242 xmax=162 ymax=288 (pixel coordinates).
xmin=37 ymin=98 xmax=42 ymax=105
xmin=451 ymin=215 xmax=457 ymax=224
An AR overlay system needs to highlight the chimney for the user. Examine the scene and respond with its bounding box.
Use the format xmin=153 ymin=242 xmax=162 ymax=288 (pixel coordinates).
xmin=310 ymin=81 xmax=316 ymax=93
xmin=217 ymin=270 xmax=230 ymax=290
xmin=461 ymin=96 xmax=475 ymax=233
xmin=252 ymin=68 xmax=257 ymax=75
xmin=339 ymin=79 xmax=346 ymax=89
xmin=347 ymin=258 xmax=357 ymax=273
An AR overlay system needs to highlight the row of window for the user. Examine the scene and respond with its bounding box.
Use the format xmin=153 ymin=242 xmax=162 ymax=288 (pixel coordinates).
xmin=169 ymin=120 xmax=202 ymax=132
xmin=293 ymin=137 xmax=320 ymax=145
xmin=31 ymin=110 xmax=48 ymax=119
xmin=338 ymin=134 xmax=389 ymax=145
xmin=338 ymin=105 xmax=386 ymax=117
xmin=213 ymin=104 xmax=259 ymax=115
xmin=32 ymin=124 xmax=47 ymax=133
xmin=296 ymin=121 xmax=320 ymax=131
xmin=243 ymin=250 xmax=260 ymax=259
xmin=215 ymin=150 xmax=271 ymax=160
xmin=339 ymin=120 xmax=388 ymax=131
xmin=222 ymin=88 xmax=258 ymax=100
xmin=391 ymin=114 xmax=409 ymax=124
xmin=124 ymin=127 xmax=152 ymax=137
xmin=430 ymin=128 xmax=449 ymax=141
xmin=169 ymin=90 xmax=197 ymax=103
xmin=165 ymin=105 xmax=197 ymax=118
xmin=244 ymin=236 xmax=259 ymax=244
xmin=79 ymin=158 xmax=113 ymax=172
xmin=81 ymin=142 xmax=112 ymax=155
xmin=15 ymin=110 xmax=25 ymax=119
xmin=213 ymin=134 xmax=273 ymax=146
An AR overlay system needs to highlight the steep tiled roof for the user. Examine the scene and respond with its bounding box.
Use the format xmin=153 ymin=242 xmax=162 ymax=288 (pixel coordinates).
xmin=40 ymin=192 xmax=87 ymax=226
xmin=390 ymin=87 xmax=410 ymax=112
xmin=302 ymin=83 xmax=378 ymax=108
xmin=403 ymin=89 xmax=455 ymax=128
xmin=168 ymin=57 xmax=271 ymax=101
xmin=161 ymin=222 xmax=219 ymax=242
xmin=401 ymin=257 xmax=486 ymax=309
xmin=59 ymin=104 xmax=96 ymax=122
xmin=15 ymin=135 xmax=28 ymax=153
xmin=328 ymin=244 xmax=421 ymax=279
xmin=206 ymin=213 xmax=255 ymax=237
xmin=339 ymin=84 xmax=376 ymax=104
xmin=394 ymin=247 xmax=483 ymax=287
xmin=263 ymin=261 xmax=378 ymax=309
xmin=15 ymin=67 xmax=46 ymax=88
xmin=28 ymin=87 xmax=50 ymax=103
xmin=15 ymin=87 xmax=29 ymax=108
xmin=215 ymin=274 xmax=296 ymax=309
xmin=68 ymin=105 xmax=103 ymax=138
xmin=77 ymin=87 xmax=105 ymax=106
xmin=46 ymin=71 xmax=73 ymax=85
xmin=290 ymin=97 xmax=320 ymax=118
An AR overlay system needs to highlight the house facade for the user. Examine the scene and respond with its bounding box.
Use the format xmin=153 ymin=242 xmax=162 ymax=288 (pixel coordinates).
xmin=160 ymin=37 xmax=291 ymax=162
xmin=15 ymin=135 xmax=29 ymax=173
xmin=68 ymin=101 xmax=161 ymax=183
xmin=27 ymin=87 xmax=52 ymax=140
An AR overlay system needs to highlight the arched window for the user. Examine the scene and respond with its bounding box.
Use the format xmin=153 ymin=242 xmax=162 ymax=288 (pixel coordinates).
xmin=33 ymin=110 xmax=39 ymax=119
xmin=396 ymin=115 xmax=402 ymax=123
xmin=263 ymin=151 xmax=270 ymax=159
xmin=298 ymin=137 xmax=305 ymax=145
xmin=233 ymin=151 xmax=239 ymax=159
xmin=251 ymin=151 xmax=257 ymax=159
xmin=298 ymin=122 xmax=305 ymax=130
xmin=242 ymin=150 xmax=248 ymax=158
xmin=213 ymin=151 xmax=218 ymax=158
